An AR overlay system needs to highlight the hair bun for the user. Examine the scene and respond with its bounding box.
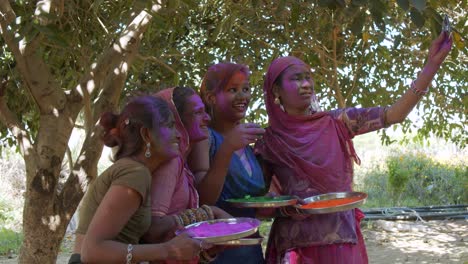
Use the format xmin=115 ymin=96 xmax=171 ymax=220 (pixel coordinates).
xmin=100 ymin=112 xmax=120 ymax=147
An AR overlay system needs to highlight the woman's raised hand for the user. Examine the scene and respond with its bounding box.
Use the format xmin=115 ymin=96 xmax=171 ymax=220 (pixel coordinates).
xmin=426 ymin=32 xmax=452 ymax=68
xmin=223 ymin=123 xmax=265 ymax=152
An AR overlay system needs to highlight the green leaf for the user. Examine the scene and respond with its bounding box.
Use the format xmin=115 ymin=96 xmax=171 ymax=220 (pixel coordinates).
xmin=276 ymin=0 xmax=287 ymax=16
xmin=410 ymin=8 xmax=425 ymax=28
xmin=350 ymin=12 xmax=366 ymax=36
xmin=318 ymin=0 xmax=335 ymax=7
xmin=251 ymin=0 xmax=259 ymax=8
xmin=335 ymin=0 xmax=346 ymax=8
xmin=393 ymin=35 xmax=402 ymax=49
xmin=351 ymin=0 xmax=367 ymax=6
xmin=370 ymin=9 xmax=385 ymax=32
xmin=450 ymin=46 xmax=459 ymax=60
xmin=291 ymin=3 xmax=300 ymax=28
xmin=411 ymin=0 xmax=425 ymax=12
xmin=396 ymin=0 xmax=410 ymax=11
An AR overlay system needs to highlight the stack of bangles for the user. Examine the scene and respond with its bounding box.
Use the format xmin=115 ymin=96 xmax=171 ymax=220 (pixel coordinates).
xmin=175 ymin=205 xmax=214 ymax=226
xmin=410 ymin=80 xmax=429 ymax=96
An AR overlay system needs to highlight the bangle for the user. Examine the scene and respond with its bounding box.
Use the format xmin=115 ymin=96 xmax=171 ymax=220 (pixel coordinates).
xmin=410 ymin=80 xmax=428 ymax=96
xmin=174 ymin=215 xmax=183 ymax=226
xmin=185 ymin=209 xmax=197 ymax=224
xmin=201 ymin=205 xmax=214 ymax=220
xmin=126 ymin=244 xmax=133 ymax=264
xmin=194 ymin=208 xmax=209 ymax=222
xmin=200 ymin=250 xmax=217 ymax=263
xmin=179 ymin=212 xmax=190 ymax=226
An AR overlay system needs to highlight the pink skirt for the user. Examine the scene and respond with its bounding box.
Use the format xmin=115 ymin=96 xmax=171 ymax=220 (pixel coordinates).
xmin=265 ymin=209 xmax=368 ymax=264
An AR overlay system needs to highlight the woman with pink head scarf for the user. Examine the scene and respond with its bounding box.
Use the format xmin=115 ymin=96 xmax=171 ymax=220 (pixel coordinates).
xmin=143 ymin=87 xmax=231 ymax=264
xmin=256 ymin=32 xmax=452 ymax=263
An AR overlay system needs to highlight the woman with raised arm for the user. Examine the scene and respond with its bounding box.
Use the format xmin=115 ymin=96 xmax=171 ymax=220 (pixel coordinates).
xmin=69 ymin=96 xmax=209 ymax=264
xmin=255 ymin=32 xmax=452 ymax=264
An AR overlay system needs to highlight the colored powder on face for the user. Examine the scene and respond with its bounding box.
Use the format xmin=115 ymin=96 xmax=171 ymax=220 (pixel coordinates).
xmin=229 ymin=195 xmax=293 ymax=203
xmin=185 ymin=221 xmax=255 ymax=237
xmin=300 ymin=197 xmax=362 ymax=209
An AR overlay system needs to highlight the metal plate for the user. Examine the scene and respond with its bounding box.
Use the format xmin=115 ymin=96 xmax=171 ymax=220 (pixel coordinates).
xmin=226 ymin=195 xmax=298 ymax=208
xmin=176 ymin=217 xmax=261 ymax=243
xmin=295 ymin=192 xmax=367 ymax=214
xmin=213 ymin=237 xmax=264 ymax=246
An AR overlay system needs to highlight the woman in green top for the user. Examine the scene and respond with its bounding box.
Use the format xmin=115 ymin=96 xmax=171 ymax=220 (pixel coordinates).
xmin=70 ymin=96 xmax=209 ymax=263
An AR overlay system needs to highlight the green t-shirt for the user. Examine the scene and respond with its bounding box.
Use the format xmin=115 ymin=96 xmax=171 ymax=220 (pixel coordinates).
xmin=76 ymin=158 xmax=152 ymax=244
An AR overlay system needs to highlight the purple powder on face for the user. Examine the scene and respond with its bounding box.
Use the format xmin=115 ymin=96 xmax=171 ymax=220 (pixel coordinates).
xmin=185 ymin=221 xmax=254 ymax=237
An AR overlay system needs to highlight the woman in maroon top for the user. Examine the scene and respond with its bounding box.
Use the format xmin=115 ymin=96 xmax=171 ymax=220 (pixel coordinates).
xmin=256 ymin=32 xmax=452 ymax=263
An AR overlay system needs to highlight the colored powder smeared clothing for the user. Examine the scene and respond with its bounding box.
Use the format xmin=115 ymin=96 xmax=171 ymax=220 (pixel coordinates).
xmin=208 ymin=128 xmax=266 ymax=264
xmin=255 ymin=56 xmax=389 ymax=264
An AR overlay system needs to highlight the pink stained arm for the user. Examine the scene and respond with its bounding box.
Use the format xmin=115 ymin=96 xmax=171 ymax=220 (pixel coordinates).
xmin=385 ymin=32 xmax=452 ymax=125
xmin=143 ymin=158 xmax=183 ymax=243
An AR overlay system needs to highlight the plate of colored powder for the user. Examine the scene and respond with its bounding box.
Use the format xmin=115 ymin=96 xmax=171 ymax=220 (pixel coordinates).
xmin=295 ymin=192 xmax=367 ymax=214
xmin=213 ymin=236 xmax=264 ymax=246
xmin=226 ymin=195 xmax=298 ymax=208
xmin=176 ymin=217 xmax=261 ymax=243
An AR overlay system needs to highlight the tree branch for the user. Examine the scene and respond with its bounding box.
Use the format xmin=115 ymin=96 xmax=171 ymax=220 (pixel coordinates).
xmin=0 ymin=0 xmax=66 ymax=115
xmin=59 ymin=6 xmax=158 ymax=214
xmin=0 ymin=85 xmax=36 ymax=162
xmin=345 ymin=48 xmax=364 ymax=102
xmin=71 ymin=7 xmax=158 ymax=133
xmin=137 ymin=54 xmax=177 ymax=75
xmin=332 ymin=26 xmax=345 ymax=108
xmin=34 ymin=0 xmax=61 ymax=25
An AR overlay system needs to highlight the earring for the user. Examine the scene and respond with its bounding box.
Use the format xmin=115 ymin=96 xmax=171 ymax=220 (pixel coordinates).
xmin=274 ymin=97 xmax=285 ymax=112
xmin=145 ymin=142 xmax=151 ymax=158
xmin=209 ymin=106 xmax=215 ymax=121
xmin=274 ymin=97 xmax=280 ymax=105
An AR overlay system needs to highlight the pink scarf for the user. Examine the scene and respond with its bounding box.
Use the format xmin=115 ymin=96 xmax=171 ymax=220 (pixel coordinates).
xmin=154 ymin=88 xmax=190 ymax=158
xmin=257 ymin=56 xmax=359 ymax=193
xmin=255 ymin=57 xmax=361 ymax=252
xmin=154 ymin=88 xmax=198 ymax=209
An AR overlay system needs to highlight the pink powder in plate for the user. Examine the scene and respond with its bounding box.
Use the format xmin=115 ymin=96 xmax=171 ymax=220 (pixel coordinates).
xmin=185 ymin=221 xmax=254 ymax=237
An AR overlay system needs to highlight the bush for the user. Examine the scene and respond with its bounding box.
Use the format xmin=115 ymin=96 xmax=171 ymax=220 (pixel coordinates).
xmin=356 ymin=150 xmax=467 ymax=207
xmin=0 ymin=228 xmax=22 ymax=256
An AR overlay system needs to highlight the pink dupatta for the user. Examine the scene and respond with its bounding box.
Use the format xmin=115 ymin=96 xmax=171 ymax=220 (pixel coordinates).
xmin=256 ymin=57 xmax=361 ymax=253
xmin=153 ymin=88 xmax=199 ymax=211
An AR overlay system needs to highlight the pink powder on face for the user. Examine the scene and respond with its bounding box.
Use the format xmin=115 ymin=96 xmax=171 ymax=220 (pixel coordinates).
xmin=185 ymin=221 xmax=255 ymax=237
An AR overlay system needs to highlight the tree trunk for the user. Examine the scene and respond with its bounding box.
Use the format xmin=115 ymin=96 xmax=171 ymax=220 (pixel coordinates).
xmin=12 ymin=6 xmax=156 ymax=263
xmin=19 ymin=174 xmax=68 ymax=263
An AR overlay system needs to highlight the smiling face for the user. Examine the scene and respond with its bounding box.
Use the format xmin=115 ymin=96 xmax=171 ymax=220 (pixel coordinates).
xmin=181 ymin=94 xmax=211 ymax=143
xmin=150 ymin=113 xmax=180 ymax=161
xmin=274 ymin=64 xmax=315 ymax=116
xmin=212 ymin=71 xmax=251 ymax=122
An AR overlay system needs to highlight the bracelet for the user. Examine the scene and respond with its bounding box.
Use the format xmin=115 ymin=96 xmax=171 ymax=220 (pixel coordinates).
xmin=186 ymin=209 xmax=197 ymax=224
xmin=174 ymin=215 xmax=183 ymax=226
xmin=201 ymin=205 xmax=214 ymax=220
xmin=126 ymin=244 xmax=133 ymax=264
xmin=193 ymin=208 xmax=209 ymax=222
xmin=200 ymin=250 xmax=217 ymax=263
xmin=409 ymin=80 xmax=428 ymax=96
xmin=178 ymin=212 xmax=190 ymax=226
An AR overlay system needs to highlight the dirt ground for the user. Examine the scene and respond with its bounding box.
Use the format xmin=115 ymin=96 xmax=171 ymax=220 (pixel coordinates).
xmin=1 ymin=220 xmax=467 ymax=264
xmin=362 ymin=220 xmax=467 ymax=264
